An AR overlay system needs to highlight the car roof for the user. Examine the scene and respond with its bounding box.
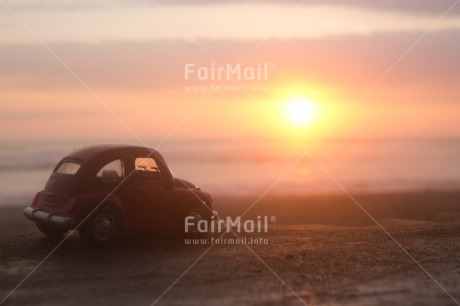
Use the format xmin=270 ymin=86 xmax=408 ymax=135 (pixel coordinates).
xmin=63 ymin=144 xmax=156 ymax=163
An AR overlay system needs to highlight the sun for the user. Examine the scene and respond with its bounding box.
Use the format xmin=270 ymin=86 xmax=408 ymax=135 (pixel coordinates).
xmin=283 ymin=98 xmax=318 ymax=126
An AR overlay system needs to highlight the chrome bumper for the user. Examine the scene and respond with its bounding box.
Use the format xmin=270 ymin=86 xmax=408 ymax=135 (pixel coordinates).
xmin=23 ymin=207 xmax=76 ymax=230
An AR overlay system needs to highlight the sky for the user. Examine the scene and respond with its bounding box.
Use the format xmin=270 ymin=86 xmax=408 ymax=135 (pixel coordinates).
xmin=1 ymin=0 xmax=460 ymax=142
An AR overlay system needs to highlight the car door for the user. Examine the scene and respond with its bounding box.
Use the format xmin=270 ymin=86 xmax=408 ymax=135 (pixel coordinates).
xmin=130 ymin=153 xmax=174 ymax=226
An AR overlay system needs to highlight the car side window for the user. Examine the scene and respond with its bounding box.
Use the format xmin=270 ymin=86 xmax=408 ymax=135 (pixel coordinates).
xmin=135 ymin=157 xmax=163 ymax=181
xmin=96 ymin=159 xmax=125 ymax=184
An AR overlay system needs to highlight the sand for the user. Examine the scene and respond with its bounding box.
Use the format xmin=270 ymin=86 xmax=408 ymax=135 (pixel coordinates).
xmin=1 ymin=191 xmax=460 ymax=305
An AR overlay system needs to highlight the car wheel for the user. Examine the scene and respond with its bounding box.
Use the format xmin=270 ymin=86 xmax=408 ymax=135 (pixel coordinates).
xmin=36 ymin=223 xmax=68 ymax=240
xmin=79 ymin=207 xmax=120 ymax=246
xmin=182 ymin=205 xmax=209 ymax=238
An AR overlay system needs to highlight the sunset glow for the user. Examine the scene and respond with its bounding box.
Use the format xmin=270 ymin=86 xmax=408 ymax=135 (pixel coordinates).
xmin=283 ymin=98 xmax=318 ymax=126
xmin=1 ymin=3 xmax=460 ymax=303
xmin=0 ymin=1 xmax=459 ymax=142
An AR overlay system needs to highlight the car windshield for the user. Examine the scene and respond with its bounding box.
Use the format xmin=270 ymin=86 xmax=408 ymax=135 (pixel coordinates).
xmin=55 ymin=161 xmax=81 ymax=175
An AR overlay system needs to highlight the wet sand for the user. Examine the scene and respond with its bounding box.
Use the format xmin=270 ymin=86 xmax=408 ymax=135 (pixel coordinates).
xmin=1 ymin=192 xmax=460 ymax=305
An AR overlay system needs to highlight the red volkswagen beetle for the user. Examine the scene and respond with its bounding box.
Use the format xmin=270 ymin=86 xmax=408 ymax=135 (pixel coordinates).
xmin=24 ymin=144 xmax=217 ymax=245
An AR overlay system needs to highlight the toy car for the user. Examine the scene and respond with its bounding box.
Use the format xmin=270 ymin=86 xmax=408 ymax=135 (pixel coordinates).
xmin=23 ymin=144 xmax=217 ymax=245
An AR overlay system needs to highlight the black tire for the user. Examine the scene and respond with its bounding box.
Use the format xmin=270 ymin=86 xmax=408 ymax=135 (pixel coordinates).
xmin=181 ymin=205 xmax=210 ymax=238
xmin=36 ymin=223 xmax=67 ymax=240
xmin=79 ymin=207 xmax=120 ymax=246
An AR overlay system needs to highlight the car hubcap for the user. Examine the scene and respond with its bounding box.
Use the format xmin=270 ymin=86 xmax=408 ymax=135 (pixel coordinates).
xmin=92 ymin=213 xmax=115 ymax=241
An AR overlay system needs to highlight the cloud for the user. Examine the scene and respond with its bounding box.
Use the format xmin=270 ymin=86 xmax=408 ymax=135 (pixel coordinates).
xmin=2 ymin=0 xmax=460 ymax=15
xmin=3 ymin=4 xmax=459 ymax=44
xmin=166 ymin=0 xmax=460 ymax=16
xmin=0 ymin=30 xmax=459 ymax=103
xmin=0 ymin=110 xmax=106 ymax=121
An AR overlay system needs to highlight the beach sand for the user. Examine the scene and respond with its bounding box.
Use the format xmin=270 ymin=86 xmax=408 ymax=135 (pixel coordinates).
xmin=1 ymin=191 xmax=459 ymax=305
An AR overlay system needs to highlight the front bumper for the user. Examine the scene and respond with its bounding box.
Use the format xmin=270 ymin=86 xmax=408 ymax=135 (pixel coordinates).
xmin=23 ymin=207 xmax=76 ymax=230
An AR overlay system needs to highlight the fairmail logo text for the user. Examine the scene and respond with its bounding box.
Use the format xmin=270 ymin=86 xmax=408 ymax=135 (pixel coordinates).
xmin=184 ymin=63 xmax=272 ymax=81
xmin=185 ymin=215 xmax=275 ymax=233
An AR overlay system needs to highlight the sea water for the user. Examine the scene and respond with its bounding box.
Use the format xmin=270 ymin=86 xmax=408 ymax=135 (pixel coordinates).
xmin=1 ymin=138 xmax=459 ymax=206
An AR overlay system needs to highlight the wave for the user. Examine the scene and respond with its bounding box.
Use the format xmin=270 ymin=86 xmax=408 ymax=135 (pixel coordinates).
xmin=0 ymin=163 xmax=56 ymax=171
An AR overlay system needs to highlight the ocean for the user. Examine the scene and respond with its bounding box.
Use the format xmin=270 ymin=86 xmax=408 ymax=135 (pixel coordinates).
xmin=1 ymin=138 xmax=459 ymax=206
